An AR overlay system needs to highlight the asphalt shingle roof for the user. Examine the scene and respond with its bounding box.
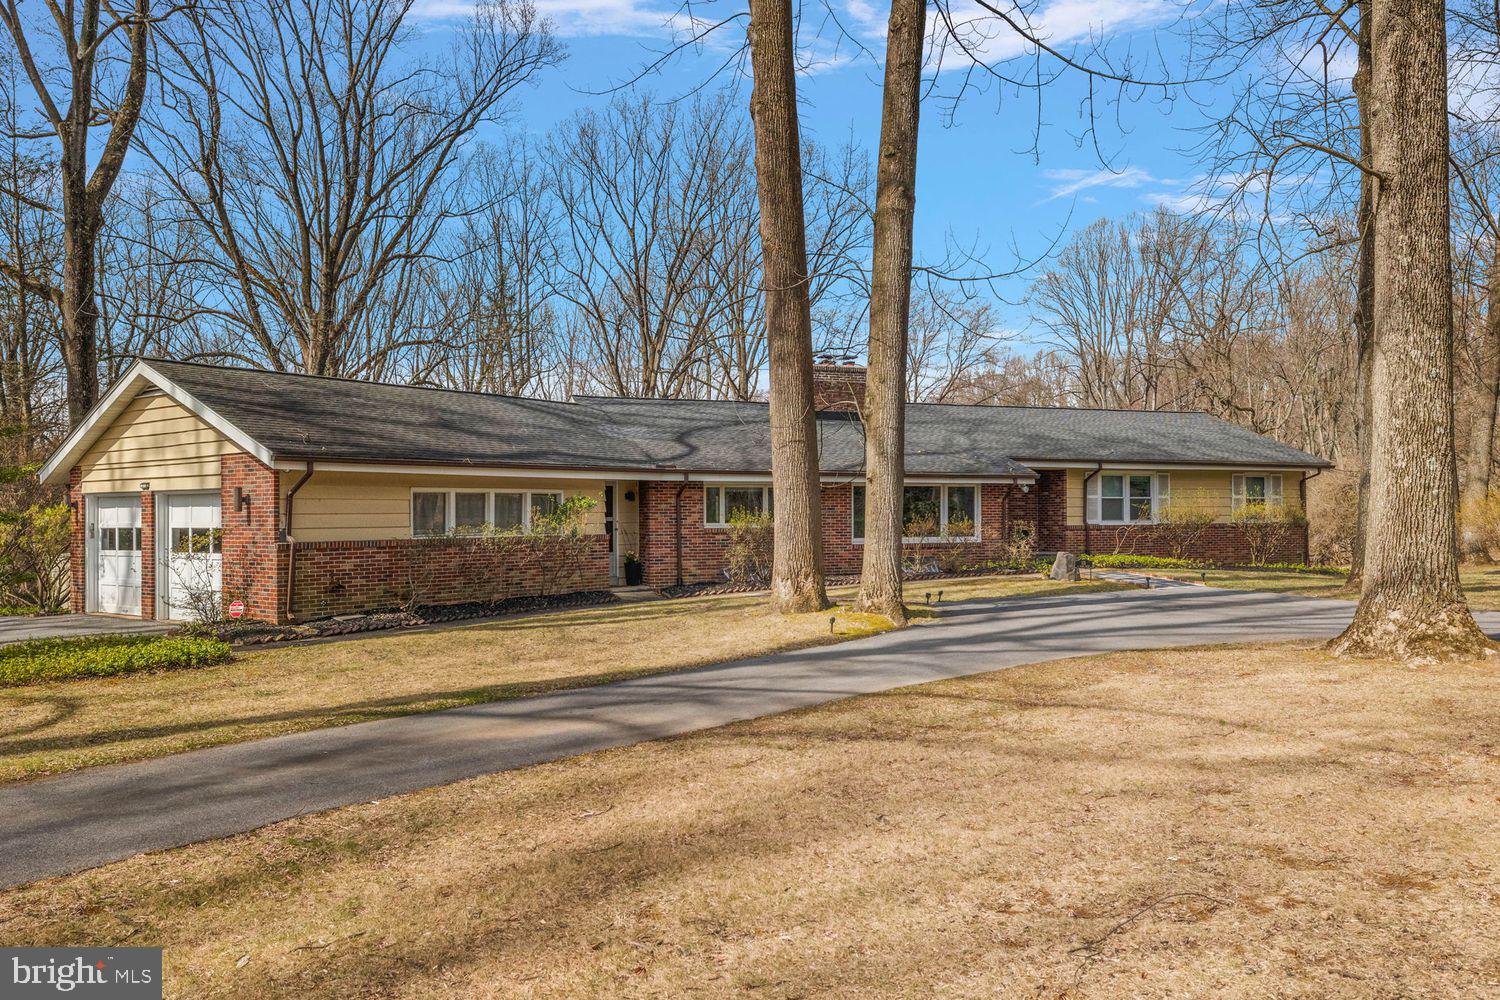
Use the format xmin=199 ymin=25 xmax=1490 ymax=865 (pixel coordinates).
xmin=142 ymin=359 xmax=1329 ymax=474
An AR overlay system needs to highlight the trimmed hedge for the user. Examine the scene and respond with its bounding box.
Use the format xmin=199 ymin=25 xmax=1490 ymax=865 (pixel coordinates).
xmin=1221 ymin=562 xmax=1346 ymax=576
xmin=1082 ymin=553 xmax=1208 ymax=570
xmin=0 ymin=634 xmax=233 ymax=687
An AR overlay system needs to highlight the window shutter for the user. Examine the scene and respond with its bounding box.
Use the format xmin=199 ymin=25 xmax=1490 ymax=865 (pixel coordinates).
xmin=1231 ymin=473 xmax=1245 ymax=511
xmin=1269 ymin=474 xmax=1284 ymax=507
xmin=1155 ymin=473 xmax=1170 ymax=519
xmin=1086 ymin=474 xmax=1101 ymax=524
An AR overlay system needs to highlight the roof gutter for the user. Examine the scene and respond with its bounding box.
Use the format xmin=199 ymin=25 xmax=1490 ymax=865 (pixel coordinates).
xmin=1299 ymin=467 xmax=1321 ymax=564
xmin=283 ymin=461 xmax=315 ymax=621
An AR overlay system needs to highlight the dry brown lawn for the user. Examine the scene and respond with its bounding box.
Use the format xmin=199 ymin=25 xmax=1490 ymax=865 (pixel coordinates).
xmin=3 ymin=640 xmax=1497 ymax=998
xmin=0 ymin=575 xmax=1116 ymax=784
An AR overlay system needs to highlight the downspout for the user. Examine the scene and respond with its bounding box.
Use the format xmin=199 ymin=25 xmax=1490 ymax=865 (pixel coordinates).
xmin=1081 ymin=462 xmax=1104 ymax=555
xmin=1299 ymin=467 xmax=1321 ymax=565
xmin=673 ymin=473 xmax=690 ymax=588
xmin=283 ymin=461 xmax=315 ymax=621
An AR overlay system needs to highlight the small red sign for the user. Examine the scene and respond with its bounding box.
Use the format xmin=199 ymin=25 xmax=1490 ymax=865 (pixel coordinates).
xmin=227 ymin=600 xmax=245 ymax=620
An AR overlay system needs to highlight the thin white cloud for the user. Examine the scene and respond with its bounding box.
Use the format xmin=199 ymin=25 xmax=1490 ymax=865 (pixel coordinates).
xmin=932 ymin=0 xmax=1179 ymax=68
xmin=1044 ymin=165 xmax=1160 ymax=200
xmin=412 ymin=0 xmax=686 ymax=38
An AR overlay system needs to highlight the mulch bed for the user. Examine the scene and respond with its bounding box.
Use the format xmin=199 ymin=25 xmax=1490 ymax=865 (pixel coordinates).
xmin=185 ymin=590 xmax=621 ymax=646
xmin=659 ymin=567 xmax=1037 ymax=600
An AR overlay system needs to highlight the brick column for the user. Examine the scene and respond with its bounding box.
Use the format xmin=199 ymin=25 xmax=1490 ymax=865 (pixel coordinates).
xmin=221 ymin=454 xmax=284 ymax=623
xmin=139 ymin=491 xmax=156 ymax=620
xmin=68 ymin=467 xmax=85 ymax=613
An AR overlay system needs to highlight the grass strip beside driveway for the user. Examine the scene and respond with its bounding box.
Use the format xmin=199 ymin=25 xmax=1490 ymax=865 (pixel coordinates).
xmin=0 ymin=576 xmax=1121 ymax=784
xmin=5 ymin=639 xmax=1495 ymax=998
xmin=1149 ymin=564 xmax=1500 ymax=608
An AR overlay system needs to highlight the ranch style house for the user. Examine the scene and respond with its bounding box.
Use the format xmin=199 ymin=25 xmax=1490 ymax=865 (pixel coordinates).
xmin=39 ymin=358 xmax=1330 ymax=623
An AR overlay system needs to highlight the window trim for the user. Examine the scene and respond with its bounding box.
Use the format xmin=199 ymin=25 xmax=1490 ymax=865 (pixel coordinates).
xmin=411 ymin=488 xmax=568 ymax=538
xmin=1231 ymin=473 xmax=1285 ymax=512
xmin=1086 ymin=472 xmax=1170 ymax=525
xmin=703 ymin=483 xmax=772 ymax=528
xmin=850 ymin=483 xmax=982 ymax=544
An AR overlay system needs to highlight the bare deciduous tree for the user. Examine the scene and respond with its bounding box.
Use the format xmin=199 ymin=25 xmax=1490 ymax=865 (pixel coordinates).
xmin=1329 ymin=0 xmax=1488 ymax=660
xmin=746 ymin=0 xmax=830 ymax=613
xmin=144 ymin=0 xmax=560 ymax=376
xmin=856 ymin=0 xmax=926 ymax=624
xmin=0 ymin=0 xmax=156 ymax=423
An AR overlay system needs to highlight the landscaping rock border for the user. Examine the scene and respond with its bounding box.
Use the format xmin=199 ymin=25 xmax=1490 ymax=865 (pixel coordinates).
xmin=185 ymin=590 xmax=621 ymax=646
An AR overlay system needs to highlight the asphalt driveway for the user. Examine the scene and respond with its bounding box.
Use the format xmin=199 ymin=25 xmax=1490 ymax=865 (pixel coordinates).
xmin=0 ymin=613 xmax=171 ymax=645
xmin=2 ymin=585 xmax=1492 ymax=888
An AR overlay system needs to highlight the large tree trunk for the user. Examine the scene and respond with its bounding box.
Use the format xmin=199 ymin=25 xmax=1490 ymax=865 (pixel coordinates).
xmin=59 ymin=206 xmax=101 ymax=424
xmin=855 ymin=0 xmax=926 ymax=625
xmin=1329 ymin=0 xmax=1489 ymax=660
xmin=745 ymin=0 xmax=830 ymax=613
xmin=1459 ymin=241 xmax=1500 ymax=563
xmin=1347 ymin=0 xmax=1374 ymax=590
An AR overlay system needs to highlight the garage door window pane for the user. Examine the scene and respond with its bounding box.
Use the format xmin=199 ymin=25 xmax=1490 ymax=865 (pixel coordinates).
xmin=413 ymin=492 xmax=447 ymax=537
xmin=493 ymin=492 xmax=523 ymax=531
xmin=455 ymin=493 xmax=488 ymax=534
xmin=172 ymin=527 xmax=191 ymax=553
xmin=100 ymin=527 xmax=117 ymax=550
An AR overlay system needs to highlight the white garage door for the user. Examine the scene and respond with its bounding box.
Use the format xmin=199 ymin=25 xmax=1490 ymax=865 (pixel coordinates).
xmin=161 ymin=493 xmax=223 ymax=622
xmin=93 ymin=496 xmax=142 ymax=616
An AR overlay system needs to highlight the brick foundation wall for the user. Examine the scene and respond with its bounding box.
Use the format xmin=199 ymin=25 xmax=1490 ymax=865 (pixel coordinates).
xmin=282 ymin=532 xmax=611 ymax=621
xmin=1059 ymin=522 xmax=1307 ymax=565
xmin=221 ymin=455 xmax=284 ymax=622
xmin=638 ymin=480 xmax=1040 ymax=587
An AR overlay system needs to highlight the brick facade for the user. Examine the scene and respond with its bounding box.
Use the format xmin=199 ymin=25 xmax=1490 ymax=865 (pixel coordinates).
xmin=636 ymin=473 xmax=1308 ymax=586
xmin=637 ymin=480 xmax=1035 ymax=587
xmin=221 ymin=454 xmax=284 ymax=622
xmin=282 ymin=533 xmax=611 ymax=620
xmin=1057 ymin=523 xmax=1307 ymax=565
xmin=139 ymin=489 xmax=156 ymax=620
xmin=67 ymin=467 xmax=85 ymax=613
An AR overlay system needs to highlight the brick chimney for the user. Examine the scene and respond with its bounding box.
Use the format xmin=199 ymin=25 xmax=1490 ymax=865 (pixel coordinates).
xmin=811 ymin=357 xmax=866 ymax=413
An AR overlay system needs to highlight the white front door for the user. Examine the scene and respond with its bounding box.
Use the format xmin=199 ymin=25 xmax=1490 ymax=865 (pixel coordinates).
xmin=93 ymin=496 xmax=142 ymax=615
xmin=161 ymin=493 xmax=223 ymax=621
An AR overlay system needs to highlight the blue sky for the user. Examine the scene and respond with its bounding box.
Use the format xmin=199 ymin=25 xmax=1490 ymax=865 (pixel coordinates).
xmin=414 ymin=0 xmax=1229 ymax=326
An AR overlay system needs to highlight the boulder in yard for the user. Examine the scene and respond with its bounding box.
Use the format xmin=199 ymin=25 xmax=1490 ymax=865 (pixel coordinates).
xmin=1049 ymin=551 xmax=1080 ymax=582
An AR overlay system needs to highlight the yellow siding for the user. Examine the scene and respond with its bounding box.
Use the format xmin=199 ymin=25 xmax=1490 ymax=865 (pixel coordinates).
xmin=78 ymin=391 xmax=241 ymax=493
xmin=1066 ymin=468 xmax=1086 ymax=525
xmin=616 ymin=480 xmax=641 ymax=558
xmin=284 ymin=471 xmax=609 ymax=542
xmin=1065 ymin=469 xmax=1305 ymax=526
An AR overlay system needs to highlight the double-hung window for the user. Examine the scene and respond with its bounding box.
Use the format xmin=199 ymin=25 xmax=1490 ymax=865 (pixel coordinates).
xmin=413 ymin=489 xmax=567 ymax=537
xmin=1087 ymin=473 xmax=1168 ymax=524
xmin=1231 ymin=473 xmax=1284 ymax=511
xmin=851 ymin=484 xmax=979 ymax=542
xmin=704 ymin=484 xmax=772 ymax=527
